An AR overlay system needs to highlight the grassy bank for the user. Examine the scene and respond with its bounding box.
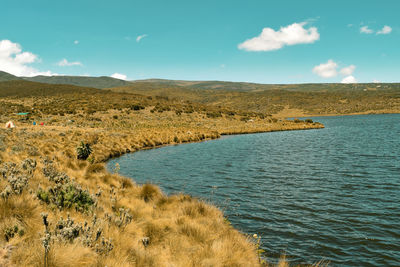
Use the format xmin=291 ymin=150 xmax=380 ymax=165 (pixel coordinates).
xmin=0 ymin=81 xmax=324 ymax=266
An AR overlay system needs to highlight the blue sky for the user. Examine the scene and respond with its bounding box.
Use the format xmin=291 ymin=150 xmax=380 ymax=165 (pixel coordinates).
xmin=0 ymin=0 xmax=398 ymax=83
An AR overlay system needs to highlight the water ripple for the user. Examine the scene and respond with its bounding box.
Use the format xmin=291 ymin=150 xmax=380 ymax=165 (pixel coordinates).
xmin=108 ymin=114 xmax=400 ymax=266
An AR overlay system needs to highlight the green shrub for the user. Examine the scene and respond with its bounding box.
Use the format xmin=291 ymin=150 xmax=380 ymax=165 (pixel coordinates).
xmin=37 ymin=189 xmax=50 ymax=203
xmin=131 ymin=104 xmax=145 ymax=111
xmin=37 ymin=182 xmax=95 ymax=212
xmin=305 ymin=119 xmax=313 ymax=123
xmin=4 ymin=225 xmax=24 ymax=242
xmin=77 ymin=142 xmax=92 ymax=160
xmin=206 ymin=111 xmax=222 ymax=118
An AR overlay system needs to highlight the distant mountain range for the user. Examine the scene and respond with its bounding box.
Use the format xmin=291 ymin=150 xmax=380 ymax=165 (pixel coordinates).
xmin=1 ymin=70 xmax=399 ymax=116
xmin=0 ymin=70 xmax=398 ymax=93
xmin=0 ymin=71 xmax=23 ymax=82
xmin=0 ymin=71 xmax=131 ymax=89
xmin=0 ymin=71 xmax=275 ymax=91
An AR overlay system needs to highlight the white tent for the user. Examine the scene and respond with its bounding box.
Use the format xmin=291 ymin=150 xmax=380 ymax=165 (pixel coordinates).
xmin=5 ymin=121 xmax=15 ymax=128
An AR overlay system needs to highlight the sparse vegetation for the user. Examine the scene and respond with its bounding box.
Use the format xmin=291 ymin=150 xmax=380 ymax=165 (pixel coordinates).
xmin=0 ymin=78 xmax=327 ymax=266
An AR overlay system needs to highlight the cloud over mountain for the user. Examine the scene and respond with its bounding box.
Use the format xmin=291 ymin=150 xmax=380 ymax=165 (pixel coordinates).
xmin=111 ymin=73 xmax=127 ymax=80
xmin=341 ymin=75 xmax=357 ymax=83
xmin=313 ymin=60 xmax=357 ymax=83
xmin=0 ymin=39 xmax=54 ymax=77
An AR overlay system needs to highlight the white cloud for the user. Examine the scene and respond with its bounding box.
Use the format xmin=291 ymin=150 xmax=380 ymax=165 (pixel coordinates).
xmin=340 ymin=65 xmax=356 ymax=76
xmin=136 ymin=34 xmax=148 ymax=42
xmin=238 ymin=22 xmax=319 ymax=52
xmin=377 ymin=25 xmax=392 ymax=35
xmin=372 ymin=79 xmax=380 ymax=83
xmin=111 ymin=73 xmax=127 ymax=80
xmin=313 ymin=60 xmax=358 ymax=82
xmin=313 ymin=60 xmax=359 ymax=83
xmin=0 ymin=39 xmax=56 ymax=77
xmin=312 ymin=60 xmax=338 ymax=78
xmin=74 ymin=40 xmax=79 ymax=44
xmin=341 ymin=75 xmax=357 ymax=83
xmin=57 ymin=58 xmax=82 ymax=67
xmin=360 ymin=26 xmax=373 ymax=34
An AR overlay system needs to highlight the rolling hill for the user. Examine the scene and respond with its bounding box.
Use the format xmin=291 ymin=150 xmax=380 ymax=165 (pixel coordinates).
xmin=23 ymin=75 xmax=132 ymax=89
xmin=0 ymin=71 xmax=132 ymax=88
xmin=112 ymin=82 xmax=400 ymax=115
xmin=0 ymin=71 xmax=22 ymax=82
xmin=1 ymin=70 xmax=400 ymax=116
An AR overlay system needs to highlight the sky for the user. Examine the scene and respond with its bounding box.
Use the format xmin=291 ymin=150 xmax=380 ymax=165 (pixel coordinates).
xmin=0 ymin=0 xmax=399 ymax=83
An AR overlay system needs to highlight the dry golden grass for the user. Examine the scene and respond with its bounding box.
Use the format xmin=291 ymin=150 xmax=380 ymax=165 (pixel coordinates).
xmin=0 ymin=94 xmax=324 ymax=266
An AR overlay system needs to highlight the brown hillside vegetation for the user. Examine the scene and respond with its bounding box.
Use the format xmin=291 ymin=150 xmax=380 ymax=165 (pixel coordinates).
xmin=111 ymin=82 xmax=400 ymax=116
xmin=0 ymin=80 xmax=324 ymax=266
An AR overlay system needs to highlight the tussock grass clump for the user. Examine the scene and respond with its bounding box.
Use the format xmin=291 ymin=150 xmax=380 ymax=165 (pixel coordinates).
xmin=140 ymin=183 xmax=161 ymax=202
xmin=0 ymin=192 xmax=39 ymax=223
xmin=85 ymin=163 xmax=106 ymax=174
xmin=119 ymin=176 xmax=134 ymax=189
xmin=182 ymin=201 xmax=208 ymax=218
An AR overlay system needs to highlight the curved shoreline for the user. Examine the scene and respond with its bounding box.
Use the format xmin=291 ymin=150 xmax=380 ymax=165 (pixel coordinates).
xmin=0 ymin=118 xmax=323 ymax=266
xmin=100 ymin=122 xmax=324 ymax=163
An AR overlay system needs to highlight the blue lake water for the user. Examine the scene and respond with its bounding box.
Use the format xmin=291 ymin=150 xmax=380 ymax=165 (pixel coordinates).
xmin=108 ymin=114 xmax=400 ymax=266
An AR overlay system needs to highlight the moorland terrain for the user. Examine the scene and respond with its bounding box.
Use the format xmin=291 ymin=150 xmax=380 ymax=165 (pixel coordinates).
xmin=0 ymin=74 xmax=324 ymax=267
xmin=0 ymin=71 xmax=398 ymax=266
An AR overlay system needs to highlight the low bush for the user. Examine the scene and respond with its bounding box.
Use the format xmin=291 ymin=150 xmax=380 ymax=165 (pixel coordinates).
xmin=206 ymin=111 xmax=222 ymax=118
xmin=4 ymin=224 xmax=24 ymax=242
xmin=131 ymin=104 xmax=145 ymax=110
xmin=37 ymin=182 xmax=95 ymax=212
xmin=77 ymin=142 xmax=92 ymax=160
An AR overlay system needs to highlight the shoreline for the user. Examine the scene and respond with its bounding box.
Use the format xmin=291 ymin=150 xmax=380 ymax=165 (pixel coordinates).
xmin=100 ymin=122 xmax=324 ymax=163
xmin=284 ymin=110 xmax=400 ymax=119
xmin=0 ymin=116 xmax=323 ymax=266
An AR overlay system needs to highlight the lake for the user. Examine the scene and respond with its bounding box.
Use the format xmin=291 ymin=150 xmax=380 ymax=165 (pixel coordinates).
xmin=107 ymin=114 xmax=400 ymax=266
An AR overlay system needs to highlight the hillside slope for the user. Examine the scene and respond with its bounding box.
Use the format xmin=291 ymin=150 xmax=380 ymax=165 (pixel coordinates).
xmin=0 ymin=71 xmax=22 ymax=82
xmin=0 ymin=80 xmax=101 ymax=97
xmin=23 ymin=75 xmax=132 ymax=89
xmin=112 ymin=83 xmax=400 ymax=116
